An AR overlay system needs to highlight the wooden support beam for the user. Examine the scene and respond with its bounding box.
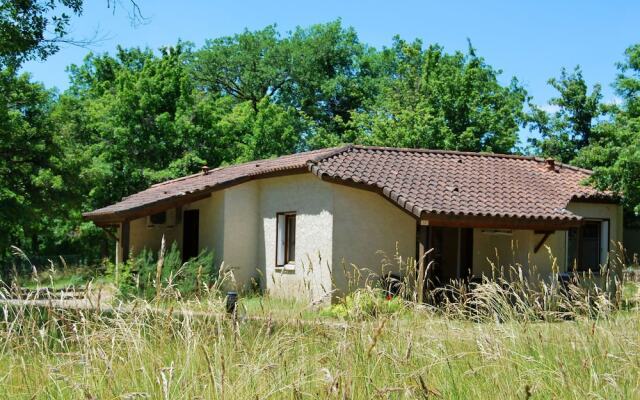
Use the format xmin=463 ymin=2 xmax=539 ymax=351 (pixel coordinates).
xmin=422 ymin=213 xmax=580 ymax=231
xmin=101 ymin=226 xmax=119 ymax=242
xmin=575 ymin=225 xmax=584 ymax=271
xmin=416 ymin=224 xmax=430 ymax=303
xmin=121 ymin=220 xmax=130 ymax=264
xmin=534 ymin=231 xmax=553 ymax=253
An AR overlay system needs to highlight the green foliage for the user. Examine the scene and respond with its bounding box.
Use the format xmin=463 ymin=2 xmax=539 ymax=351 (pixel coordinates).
xmin=0 ymin=0 xmax=83 ymax=69
xmin=2 ymin=21 xmax=529 ymax=266
xmin=321 ymin=289 xmax=405 ymax=320
xmin=0 ymin=69 xmax=74 ymax=260
xmin=352 ymin=38 xmax=527 ymax=153
xmin=14 ymin=19 xmax=640 ymax=265
xmin=528 ymin=66 xmax=603 ymax=162
xmin=108 ymin=243 xmax=217 ymax=300
xmin=193 ymin=21 xmax=376 ymax=149
xmin=528 ymin=45 xmax=640 ymax=214
xmin=582 ymin=44 xmax=640 ymax=214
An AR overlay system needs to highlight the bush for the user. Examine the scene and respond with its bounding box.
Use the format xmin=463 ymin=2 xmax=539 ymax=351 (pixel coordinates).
xmin=107 ymin=242 xmax=217 ymax=300
xmin=321 ymin=289 xmax=406 ymax=319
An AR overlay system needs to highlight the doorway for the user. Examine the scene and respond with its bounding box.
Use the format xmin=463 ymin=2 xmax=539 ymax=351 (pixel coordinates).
xmin=430 ymin=226 xmax=473 ymax=286
xmin=420 ymin=226 xmax=473 ymax=285
xmin=182 ymin=209 xmax=199 ymax=262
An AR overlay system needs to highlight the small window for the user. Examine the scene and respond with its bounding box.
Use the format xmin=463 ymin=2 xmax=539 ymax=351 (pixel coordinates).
xmin=567 ymin=220 xmax=609 ymax=272
xmin=276 ymin=212 xmax=296 ymax=266
xmin=149 ymin=211 xmax=167 ymax=225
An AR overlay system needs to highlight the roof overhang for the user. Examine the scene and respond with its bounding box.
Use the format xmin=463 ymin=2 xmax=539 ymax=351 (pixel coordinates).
xmin=569 ymin=195 xmax=620 ymax=204
xmin=84 ymin=145 xmax=618 ymax=230
xmin=420 ymin=213 xmax=582 ymax=230
xmin=84 ymin=190 xmax=212 ymax=225
xmin=83 ymin=167 xmax=311 ymax=224
xmin=311 ymin=164 xmax=583 ymax=230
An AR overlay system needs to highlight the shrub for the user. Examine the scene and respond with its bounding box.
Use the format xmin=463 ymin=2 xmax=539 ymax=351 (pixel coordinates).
xmin=321 ymin=289 xmax=406 ymax=319
xmin=107 ymin=242 xmax=217 ymax=300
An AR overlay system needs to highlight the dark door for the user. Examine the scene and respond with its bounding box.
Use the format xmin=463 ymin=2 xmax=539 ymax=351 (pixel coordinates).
xmin=459 ymin=228 xmax=473 ymax=280
xmin=431 ymin=227 xmax=458 ymax=284
xmin=428 ymin=227 xmax=474 ymax=285
xmin=182 ymin=209 xmax=199 ymax=262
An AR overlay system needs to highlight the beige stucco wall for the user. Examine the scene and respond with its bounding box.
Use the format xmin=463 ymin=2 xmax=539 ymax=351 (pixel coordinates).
xmin=127 ymin=207 xmax=182 ymax=259
xmin=221 ymin=181 xmax=259 ymax=290
xmin=118 ymin=194 xmax=225 ymax=265
xmin=118 ymin=174 xmax=337 ymax=302
xmin=472 ymin=201 xmax=624 ymax=282
xmin=472 ymin=229 xmax=565 ymax=281
xmin=258 ymin=174 xmax=334 ymax=303
xmin=190 ymin=193 xmax=225 ymax=268
xmin=332 ymin=184 xmax=416 ymax=297
xmin=566 ymin=202 xmax=624 ymax=245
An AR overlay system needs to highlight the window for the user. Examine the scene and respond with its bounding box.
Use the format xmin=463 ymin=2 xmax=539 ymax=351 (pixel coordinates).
xmin=276 ymin=212 xmax=296 ymax=266
xmin=149 ymin=211 xmax=167 ymax=225
xmin=567 ymin=220 xmax=609 ymax=272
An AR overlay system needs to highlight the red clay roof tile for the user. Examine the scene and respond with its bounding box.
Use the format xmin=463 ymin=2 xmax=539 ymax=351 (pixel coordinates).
xmin=84 ymin=145 xmax=616 ymax=223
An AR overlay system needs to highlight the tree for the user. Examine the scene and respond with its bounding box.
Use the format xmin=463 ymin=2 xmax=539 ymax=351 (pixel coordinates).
xmin=193 ymin=25 xmax=288 ymax=110
xmin=351 ymin=38 xmax=527 ymax=153
xmin=572 ymin=44 xmax=640 ymax=213
xmin=193 ymin=21 xmax=375 ymax=149
xmin=529 ymin=46 xmax=640 ymax=213
xmin=0 ymin=0 xmax=83 ymax=69
xmin=0 ymin=69 xmax=66 ymax=258
xmin=528 ymin=67 xmax=603 ymax=162
xmin=58 ymin=44 xmax=200 ymax=207
xmin=286 ymin=21 xmax=377 ymax=147
xmin=0 ymin=0 xmax=143 ymax=70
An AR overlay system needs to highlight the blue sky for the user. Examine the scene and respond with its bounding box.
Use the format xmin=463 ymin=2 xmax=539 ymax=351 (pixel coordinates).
xmin=21 ymin=0 xmax=640 ymax=142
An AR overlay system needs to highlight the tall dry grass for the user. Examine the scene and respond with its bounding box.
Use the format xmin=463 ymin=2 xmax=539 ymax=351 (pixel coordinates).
xmin=0 ymin=292 xmax=638 ymax=398
xmin=0 ymin=243 xmax=639 ymax=398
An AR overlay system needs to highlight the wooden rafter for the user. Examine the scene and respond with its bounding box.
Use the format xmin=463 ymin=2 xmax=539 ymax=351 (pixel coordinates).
xmin=534 ymin=231 xmax=553 ymax=253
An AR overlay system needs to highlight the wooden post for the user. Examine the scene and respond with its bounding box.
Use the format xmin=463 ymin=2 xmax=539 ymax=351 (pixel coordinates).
xmin=456 ymin=227 xmax=462 ymax=279
xmin=155 ymin=235 xmax=165 ymax=301
xmin=575 ymin=225 xmax=584 ymax=271
xmin=121 ymin=219 xmax=130 ymax=264
xmin=417 ymin=224 xmax=430 ymax=303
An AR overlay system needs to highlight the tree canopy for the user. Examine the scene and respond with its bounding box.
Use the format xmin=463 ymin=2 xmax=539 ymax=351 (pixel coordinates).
xmin=527 ymin=46 xmax=640 ymax=214
xmin=1 ymin=18 xmax=638 ymax=262
xmin=352 ymin=38 xmax=526 ymax=153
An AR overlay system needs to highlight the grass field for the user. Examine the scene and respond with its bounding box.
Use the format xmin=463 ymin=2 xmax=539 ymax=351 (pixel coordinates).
xmin=0 ymin=279 xmax=639 ymax=399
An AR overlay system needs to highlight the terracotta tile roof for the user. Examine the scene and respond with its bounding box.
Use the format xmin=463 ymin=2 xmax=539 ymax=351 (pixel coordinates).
xmin=84 ymin=145 xmax=615 ymax=223
xmin=83 ymin=146 xmax=345 ymax=221
xmin=309 ymin=146 xmax=614 ymax=222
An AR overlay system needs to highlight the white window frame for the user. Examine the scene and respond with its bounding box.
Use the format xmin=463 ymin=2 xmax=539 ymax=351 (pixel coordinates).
xmin=276 ymin=212 xmax=296 ymax=267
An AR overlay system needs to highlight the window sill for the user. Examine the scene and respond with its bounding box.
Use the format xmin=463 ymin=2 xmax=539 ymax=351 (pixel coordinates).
xmin=276 ymin=263 xmax=296 ymax=272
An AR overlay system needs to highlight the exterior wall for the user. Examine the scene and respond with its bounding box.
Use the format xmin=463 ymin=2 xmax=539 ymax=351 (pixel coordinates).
xmin=471 ymin=201 xmax=624 ymax=282
xmin=118 ymin=194 xmax=225 ymax=266
xmin=221 ymin=181 xmax=259 ymax=290
xmin=128 ymin=207 xmax=182 ymax=258
xmin=258 ymin=174 xmax=334 ymax=303
xmin=332 ymin=184 xmax=416 ymax=297
xmin=189 ymin=193 xmax=225 ymax=268
xmin=472 ymin=229 xmax=565 ymax=281
xmin=117 ymin=175 xmax=624 ymax=302
xmin=566 ymin=202 xmax=623 ymax=245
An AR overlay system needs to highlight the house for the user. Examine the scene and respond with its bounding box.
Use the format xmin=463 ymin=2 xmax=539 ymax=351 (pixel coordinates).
xmin=83 ymin=145 xmax=623 ymax=303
